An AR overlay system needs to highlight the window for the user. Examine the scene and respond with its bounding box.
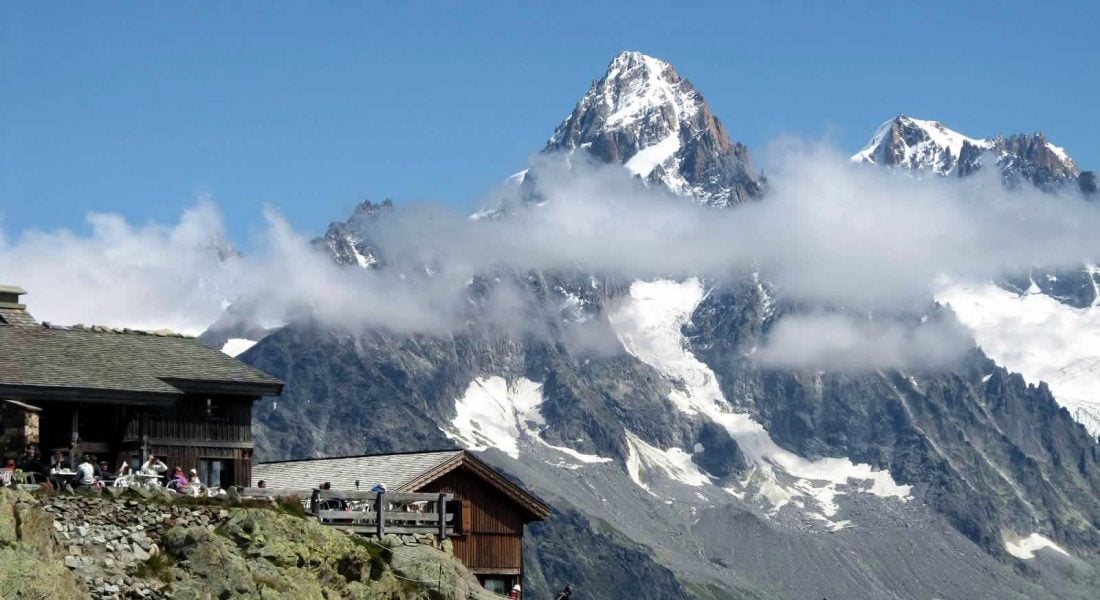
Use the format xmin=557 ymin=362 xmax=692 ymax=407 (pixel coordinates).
xmin=198 ymin=459 xmax=232 ymax=488
xmin=202 ymin=398 xmax=227 ymax=421
xmin=480 ymin=577 xmax=509 ymax=595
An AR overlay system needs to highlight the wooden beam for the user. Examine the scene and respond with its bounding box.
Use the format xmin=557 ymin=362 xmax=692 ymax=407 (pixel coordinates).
xmin=316 ymin=490 xmax=450 ymax=503
xmin=143 ymin=438 xmax=255 ymax=449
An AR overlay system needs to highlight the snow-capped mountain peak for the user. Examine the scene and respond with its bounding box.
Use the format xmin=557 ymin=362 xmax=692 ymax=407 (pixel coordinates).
xmin=852 ymin=115 xmax=991 ymax=175
xmin=853 ymin=115 xmax=1083 ymax=188
xmin=544 ymin=51 xmax=763 ymax=207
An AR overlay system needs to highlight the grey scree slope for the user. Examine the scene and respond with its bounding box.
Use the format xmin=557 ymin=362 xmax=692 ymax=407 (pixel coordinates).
xmin=0 ymin=325 xmax=282 ymax=397
xmin=253 ymin=451 xmax=465 ymax=491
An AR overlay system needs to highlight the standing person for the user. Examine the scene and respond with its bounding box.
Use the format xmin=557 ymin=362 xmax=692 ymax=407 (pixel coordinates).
xmin=554 ymin=584 xmax=572 ymax=600
xmin=140 ymin=454 xmax=168 ymax=476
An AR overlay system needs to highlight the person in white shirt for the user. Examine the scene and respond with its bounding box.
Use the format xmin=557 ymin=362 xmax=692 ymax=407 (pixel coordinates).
xmin=140 ymin=454 xmax=168 ymax=476
xmin=75 ymin=458 xmax=95 ymax=487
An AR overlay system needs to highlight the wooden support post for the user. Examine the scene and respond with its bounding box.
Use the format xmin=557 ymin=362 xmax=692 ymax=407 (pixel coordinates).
xmin=310 ymin=489 xmax=320 ymax=517
xmin=376 ymin=491 xmax=385 ymax=537
xmin=139 ymin=409 xmax=149 ymax=463
xmin=70 ymin=407 xmax=79 ymax=446
xmin=437 ymin=493 xmax=447 ymax=540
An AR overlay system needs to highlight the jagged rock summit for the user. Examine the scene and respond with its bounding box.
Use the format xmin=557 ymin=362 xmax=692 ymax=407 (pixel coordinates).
xmin=853 ymin=114 xmax=1082 ymax=189
xmin=545 ymin=50 xmax=763 ymax=207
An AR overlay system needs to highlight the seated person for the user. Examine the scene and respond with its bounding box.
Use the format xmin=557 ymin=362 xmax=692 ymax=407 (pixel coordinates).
xmin=167 ymin=466 xmax=188 ymax=491
xmin=48 ymin=450 xmax=68 ymax=474
xmin=74 ymin=457 xmax=95 ymax=488
xmin=19 ymin=447 xmax=46 ymax=476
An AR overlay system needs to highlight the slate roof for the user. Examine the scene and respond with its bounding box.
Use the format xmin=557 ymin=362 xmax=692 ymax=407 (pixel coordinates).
xmin=253 ymin=450 xmax=464 ymax=492
xmin=254 ymin=450 xmax=551 ymax=520
xmin=0 ymin=324 xmax=283 ymax=401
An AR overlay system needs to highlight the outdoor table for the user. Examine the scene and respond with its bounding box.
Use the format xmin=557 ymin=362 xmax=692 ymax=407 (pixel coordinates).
xmin=50 ymin=470 xmax=78 ymax=488
xmin=133 ymin=473 xmax=163 ymax=487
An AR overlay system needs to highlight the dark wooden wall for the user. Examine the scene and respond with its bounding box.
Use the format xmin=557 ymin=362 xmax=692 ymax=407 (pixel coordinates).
xmin=120 ymin=395 xmax=256 ymax=487
xmin=124 ymin=396 xmax=252 ymax=445
xmin=416 ymin=467 xmax=525 ymax=573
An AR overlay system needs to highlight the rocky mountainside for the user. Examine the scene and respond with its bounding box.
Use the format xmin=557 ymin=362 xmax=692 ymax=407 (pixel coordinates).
xmin=236 ymin=52 xmax=1100 ymax=599
xmin=316 ymin=198 xmax=393 ymax=269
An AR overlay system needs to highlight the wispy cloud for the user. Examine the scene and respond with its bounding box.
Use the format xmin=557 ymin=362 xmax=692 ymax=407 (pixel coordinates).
xmin=2 ymin=141 xmax=1096 ymax=373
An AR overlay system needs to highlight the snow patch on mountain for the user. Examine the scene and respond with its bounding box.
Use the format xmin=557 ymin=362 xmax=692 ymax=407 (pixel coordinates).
xmin=1003 ymin=532 xmax=1070 ymax=560
xmin=625 ymin=431 xmax=711 ymax=492
xmin=624 ymin=134 xmax=681 ymax=178
xmin=221 ymin=338 xmax=257 ymax=357
xmin=938 ymin=283 xmax=1100 ymax=435
xmin=609 ymin=278 xmax=911 ymax=523
xmin=447 ymin=376 xmax=612 ymax=464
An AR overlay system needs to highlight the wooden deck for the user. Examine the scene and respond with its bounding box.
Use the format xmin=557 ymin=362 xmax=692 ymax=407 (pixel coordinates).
xmin=239 ymin=488 xmax=455 ymax=537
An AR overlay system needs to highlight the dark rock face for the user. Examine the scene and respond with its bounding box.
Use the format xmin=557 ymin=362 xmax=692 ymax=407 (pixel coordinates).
xmin=996 ymin=133 xmax=1081 ymax=190
xmin=315 ymin=199 xmax=393 ymax=269
xmin=545 ymin=51 xmax=763 ymax=207
xmin=1001 ymin=265 xmax=1100 ymax=309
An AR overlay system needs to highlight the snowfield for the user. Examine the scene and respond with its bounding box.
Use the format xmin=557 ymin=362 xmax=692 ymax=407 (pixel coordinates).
xmin=608 ymin=278 xmax=911 ymax=526
xmin=446 ymin=376 xmax=612 ymax=464
xmin=939 ymin=282 xmax=1100 ymax=436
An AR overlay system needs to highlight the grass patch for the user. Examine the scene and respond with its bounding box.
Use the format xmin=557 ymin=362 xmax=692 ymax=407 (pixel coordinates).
xmin=133 ymin=552 xmax=175 ymax=584
xmin=272 ymin=496 xmax=307 ymax=518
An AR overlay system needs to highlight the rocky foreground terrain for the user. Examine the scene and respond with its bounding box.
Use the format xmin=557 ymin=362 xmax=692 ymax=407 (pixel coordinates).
xmin=0 ymin=488 xmax=495 ymax=600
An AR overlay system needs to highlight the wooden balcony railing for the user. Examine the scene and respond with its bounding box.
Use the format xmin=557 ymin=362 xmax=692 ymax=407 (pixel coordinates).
xmin=238 ymin=488 xmax=455 ymax=538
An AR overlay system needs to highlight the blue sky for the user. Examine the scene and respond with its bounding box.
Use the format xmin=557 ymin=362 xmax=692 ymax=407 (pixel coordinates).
xmin=2 ymin=1 xmax=1097 ymax=246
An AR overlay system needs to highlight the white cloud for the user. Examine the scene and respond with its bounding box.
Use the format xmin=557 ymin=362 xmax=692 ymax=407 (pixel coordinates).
xmin=2 ymin=142 xmax=1097 ymax=368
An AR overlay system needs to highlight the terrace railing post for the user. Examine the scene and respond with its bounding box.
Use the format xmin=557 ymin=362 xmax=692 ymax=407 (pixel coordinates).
xmin=375 ymin=491 xmax=385 ymax=537
xmin=437 ymin=493 xmax=447 ymax=540
xmin=310 ymin=489 xmax=319 ymax=517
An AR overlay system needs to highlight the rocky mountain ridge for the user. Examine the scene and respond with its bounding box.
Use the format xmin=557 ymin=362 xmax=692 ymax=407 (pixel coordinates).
xmin=853 ymin=114 xmax=1091 ymax=193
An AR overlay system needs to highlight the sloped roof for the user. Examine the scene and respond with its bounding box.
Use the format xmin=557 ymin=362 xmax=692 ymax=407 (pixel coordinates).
xmin=254 ymin=450 xmax=464 ymax=492
xmin=0 ymin=324 xmax=283 ymax=401
xmin=255 ymin=450 xmax=551 ymax=520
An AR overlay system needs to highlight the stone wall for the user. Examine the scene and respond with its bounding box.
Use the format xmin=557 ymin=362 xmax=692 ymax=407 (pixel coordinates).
xmin=37 ymin=489 xmax=489 ymax=600
xmin=44 ymin=494 xmax=232 ymax=599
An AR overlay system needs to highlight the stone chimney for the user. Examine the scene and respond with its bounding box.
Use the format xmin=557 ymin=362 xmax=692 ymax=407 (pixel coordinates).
xmin=0 ymin=285 xmax=37 ymax=326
